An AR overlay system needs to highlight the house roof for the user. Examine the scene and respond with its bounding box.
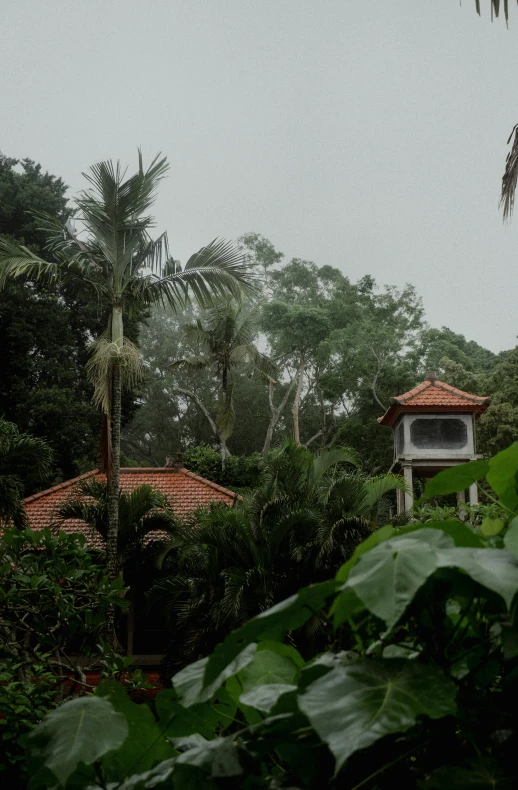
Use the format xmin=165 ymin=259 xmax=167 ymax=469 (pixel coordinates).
xmin=23 ymin=466 xmax=238 ymax=548
xmin=378 ymin=375 xmax=491 ymax=427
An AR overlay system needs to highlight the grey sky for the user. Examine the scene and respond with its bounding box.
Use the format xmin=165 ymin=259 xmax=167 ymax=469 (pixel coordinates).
xmin=2 ymin=0 xmax=517 ymax=352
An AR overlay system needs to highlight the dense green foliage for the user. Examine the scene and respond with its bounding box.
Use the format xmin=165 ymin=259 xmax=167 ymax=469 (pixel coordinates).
xmin=0 ymin=419 xmax=53 ymax=526
xmin=0 ymin=528 xmax=126 ymax=779
xmin=122 ymin=234 xmax=518 ymax=475
xmin=55 ymin=478 xmax=176 ymax=574
xmin=150 ymin=442 xmax=406 ymax=668
xmin=182 ymin=445 xmax=263 ymax=491
xmin=23 ymin=444 xmax=518 ymax=788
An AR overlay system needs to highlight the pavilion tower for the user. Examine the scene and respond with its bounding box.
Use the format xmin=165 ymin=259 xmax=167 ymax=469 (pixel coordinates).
xmin=378 ymin=373 xmax=491 ymax=514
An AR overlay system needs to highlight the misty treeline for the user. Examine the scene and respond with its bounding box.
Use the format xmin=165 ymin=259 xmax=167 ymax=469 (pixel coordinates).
xmin=121 ymin=233 xmax=515 ymax=474
xmin=1 ymin=151 xmax=517 ymax=490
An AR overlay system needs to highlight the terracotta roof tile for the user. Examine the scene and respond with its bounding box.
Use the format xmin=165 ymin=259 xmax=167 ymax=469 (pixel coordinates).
xmin=378 ymin=378 xmax=491 ymax=427
xmin=22 ymin=467 xmax=238 ymax=548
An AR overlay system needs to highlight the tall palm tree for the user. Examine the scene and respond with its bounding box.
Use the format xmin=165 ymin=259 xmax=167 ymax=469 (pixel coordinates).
xmin=0 ymin=153 xmax=256 ymax=637
xmin=0 ymin=419 xmax=53 ymax=528
xmin=171 ymin=299 xmax=275 ymax=466
xmin=55 ymin=478 xmax=176 ymax=572
xmin=56 ymin=477 xmax=178 ymax=651
xmin=150 ymin=441 xmax=407 ymax=666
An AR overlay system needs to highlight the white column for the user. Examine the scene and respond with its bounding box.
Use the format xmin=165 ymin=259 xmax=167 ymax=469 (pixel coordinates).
xmin=403 ymin=464 xmax=413 ymax=512
xmin=468 ymin=483 xmax=478 ymax=506
xmin=396 ymin=487 xmax=405 ymax=515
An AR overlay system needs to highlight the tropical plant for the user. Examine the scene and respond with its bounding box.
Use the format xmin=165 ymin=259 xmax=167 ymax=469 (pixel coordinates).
xmin=150 ymin=442 xmax=408 ymax=665
xmin=55 ymin=478 xmax=176 ymax=576
xmin=0 ymin=419 xmax=53 ymax=527
xmin=23 ymin=443 xmax=518 ymax=789
xmin=0 ymin=527 xmax=125 ymax=782
xmin=171 ymin=299 xmax=275 ymax=466
xmin=0 ymin=152 xmax=256 ymax=639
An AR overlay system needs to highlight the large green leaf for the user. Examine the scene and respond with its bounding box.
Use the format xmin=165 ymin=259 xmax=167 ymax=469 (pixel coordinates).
xmin=480 ymin=517 xmax=505 ymax=536
xmin=202 ymin=581 xmax=339 ymax=694
xmin=239 ymin=648 xmax=299 ymax=691
xmin=329 ymin=586 xmax=366 ymax=629
xmin=173 ymin=643 xmax=257 ymax=706
xmin=335 ymin=524 xmax=394 ymax=583
xmin=239 ymin=683 xmax=298 ymax=713
xmin=345 ymin=530 xmax=453 ymax=629
xmin=436 ymin=548 xmax=518 ymax=609
xmin=235 ymin=647 xmax=300 ymax=713
xmin=421 ymin=759 xmax=514 ymax=789
xmin=155 ymin=689 xmax=223 ymax=739
xmin=424 ymin=460 xmax=489 ymax=499
xmin=504 ymin=516 xmax=518 ymax=558
xmin=27 ymin=695 xmax=128 ymax=785
xmin=298 ymin=659 xmax=456 ymax=772
xmin=175 ymin=734 xmax=244 ymax=778
xmin=95 ymin=681 xmax=175 ymax=778
xmin=115 ymin=758 xmax=177 ymax=789
xmin=486 ymin=443 xmax=518 ymax=512
xmin=399 ymin=520 xmax=484 ymax=548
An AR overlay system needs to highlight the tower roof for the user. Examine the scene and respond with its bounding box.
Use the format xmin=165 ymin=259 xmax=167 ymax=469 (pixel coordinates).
xmin=378 ymin=375 xmax=491 ymax=427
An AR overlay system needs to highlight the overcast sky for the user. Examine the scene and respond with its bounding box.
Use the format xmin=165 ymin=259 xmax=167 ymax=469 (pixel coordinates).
xmin=2 ymin=1 xmax=517 ymax=352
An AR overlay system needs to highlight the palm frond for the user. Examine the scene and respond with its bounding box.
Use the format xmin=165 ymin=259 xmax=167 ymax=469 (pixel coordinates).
xmin=214 ymin=381 xmax=235 ymax=441
xmin=0 ymin=474 xmax=27 ymax=528
xmin=169 ymin=355 xmax=211 ymax=371
xmin=229 ymin=344 xmax=276 ymax=380
xmin=144 ymin=239 xmax=259 ymax=311
xmin=501 ymin=123 xmax=518 ymax=219
xmin=0 ymin=420 xmax=53 ymax=480
xmin=361 ymin=473 xmax=408 ymax=516
xmin=86 ymin=334 xmax=144 ymax=414
xmin=0 ymin=237 xmax=59 ymax=288
xmin=308 ymin=446 xmax=361 ymax=492
xmin=477 ymin=0 xmax=518 ymax=23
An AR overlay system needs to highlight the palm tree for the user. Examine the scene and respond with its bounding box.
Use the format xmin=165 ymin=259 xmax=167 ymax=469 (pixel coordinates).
xmin=171 ymin=299 xmax=275 ymax=467
xmin=56 ymin=477 xmax=178 ymax=652
xmin=55 ymin=477 xmax=176 ymax=572
xmin=150 ymin=441 xmax=407 ymax=666
xmin=0 ymin=153 xmax=256 ymax=637
xmin=0 ymin=419 xmax=53 ymax=528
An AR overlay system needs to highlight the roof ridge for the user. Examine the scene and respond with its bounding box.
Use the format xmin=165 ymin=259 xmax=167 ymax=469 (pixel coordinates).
xmin=179 ymin=468 xmax=239 ymax=499
xmin=433 ymin=380 xmax=488 ymax=402
xmin=397 ymin=381 xmax=432 ymax=404
xmin=23 ymin=470 xmax=99 ymax=504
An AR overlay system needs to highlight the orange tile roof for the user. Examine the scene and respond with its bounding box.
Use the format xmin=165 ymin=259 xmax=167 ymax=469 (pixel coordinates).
xmin=378 ymin=377 xmax=491 ymax=427
xmin=23 ymin=467 xmax=238 ymax=548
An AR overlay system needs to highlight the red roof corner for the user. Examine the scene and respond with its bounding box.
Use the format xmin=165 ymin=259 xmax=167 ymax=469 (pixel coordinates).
xmin=378 ymin=374 xmax=491 ymax=428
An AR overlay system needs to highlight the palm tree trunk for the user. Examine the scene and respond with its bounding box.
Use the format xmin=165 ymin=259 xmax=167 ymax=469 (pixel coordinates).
xmin=220 ymin=365 xmax=229 ymax=470
xmin=292 ymin=353 xmax=305 ymax=445
xmin=104 ymin=305 xmax=123 ymax=642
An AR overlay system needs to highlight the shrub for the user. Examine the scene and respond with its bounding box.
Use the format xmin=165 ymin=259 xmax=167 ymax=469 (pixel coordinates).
xmin=0 ymin=528 xmax=125 ymax=780
xmin=183 ymin=444 xmax=263 ymax=491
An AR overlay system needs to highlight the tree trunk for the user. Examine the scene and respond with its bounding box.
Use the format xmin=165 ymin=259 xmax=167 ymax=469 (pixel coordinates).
xmin=169 ymin=385 xmax=230 ymax=466
xmin=292 ymin=354 xmax=305 ymax=445
xmin=220 ymin=365 xmax=229 ymax=469
xmin=104 ymin=305 xmax=123 ymax=643
xmin=262 ymin=376 xmax=297 ymax=453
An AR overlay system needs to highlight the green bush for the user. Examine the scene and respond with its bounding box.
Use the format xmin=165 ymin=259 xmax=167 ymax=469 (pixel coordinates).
xmin=183 ymin=444 xmax=263 ymax=491
xmin=0 ymin=528 xmax=126 ymax=782
xmin=22 ymin=444 xmax=518 ymax=788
